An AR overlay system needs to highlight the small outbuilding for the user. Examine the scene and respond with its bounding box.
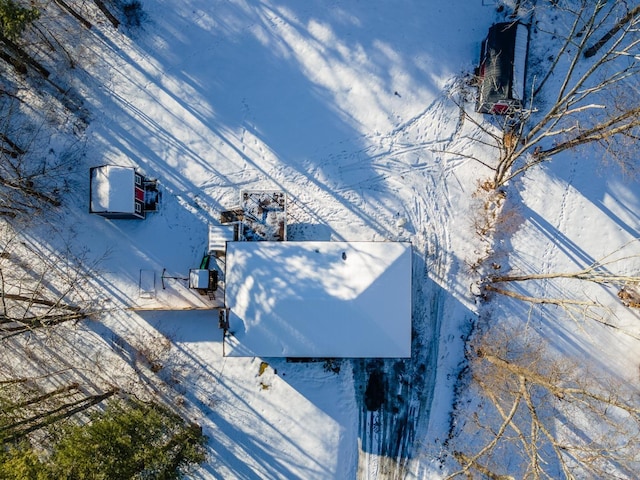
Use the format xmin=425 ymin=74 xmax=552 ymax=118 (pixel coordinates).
xmin=476 ymin=22 xmax=529 ymax=115
xmin=89 ymin=165 xmax=159 ymax=219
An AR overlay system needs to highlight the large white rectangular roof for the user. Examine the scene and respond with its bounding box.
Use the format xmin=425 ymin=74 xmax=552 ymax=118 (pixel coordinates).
xmin=90 ymin=165 xmax=135 ymax=214
xmin=224 ymin=241 xmax=412 ymax=358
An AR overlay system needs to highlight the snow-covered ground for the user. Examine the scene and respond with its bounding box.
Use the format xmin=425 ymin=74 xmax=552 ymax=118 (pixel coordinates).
xmin=6 ymin=0 xmax=640 ymax=478
xmin=65 ymin=1 xmax=495 ymax=477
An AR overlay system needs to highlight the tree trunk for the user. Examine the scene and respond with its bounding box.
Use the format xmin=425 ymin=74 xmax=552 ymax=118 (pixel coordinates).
xmin=584 ymin=5 xmax=640 ymax=58
xmin=93 ymin=0 xmax=120 ymax=29
xmin=53 ymin=0 xmax=93 ymax=29
xmin=2 ymin=389 xmax=118 ymax=442
xmin=0 ymin=34 xmax=50 ymax=78
xmin=452 ymin=452 xmax=515 ymax=480
xmin=0 ymin=48 xmax=27 ymax=75
xmin=0 ymin=172 xmax=61 ymax=207
xmin=539 ymin=107 xmax=640 ymax=158
xmin=0 ymin=133 xmax=25 ymax=156
xmin=1 ymin=292 xmax=81 ymax=311
xmin=483 ymin=284 xmax=599 ymax=308
xmin=6 ymin=383 xmax=80 ymax=412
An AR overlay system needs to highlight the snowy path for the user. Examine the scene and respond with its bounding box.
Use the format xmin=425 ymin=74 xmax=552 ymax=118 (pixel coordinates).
xmin=351 ymin=95 xmax=464 ymax=478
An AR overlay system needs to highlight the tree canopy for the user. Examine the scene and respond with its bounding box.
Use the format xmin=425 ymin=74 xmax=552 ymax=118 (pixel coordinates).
xmin=0 ymin=398 xmax=208 ymax=479
xmin=0 ymin=0 xmax=38 ymax=40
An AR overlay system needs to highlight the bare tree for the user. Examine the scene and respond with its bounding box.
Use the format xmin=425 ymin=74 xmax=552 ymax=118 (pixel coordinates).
xmin=51 ymin=0 xmax=93 ymax=29
xmin=481 ymin=238 xmax=640 ymax=337
xmin=445 ymin=0 xmax=640 ymax=188
xmin=0 ymin=382 xmax=118 ymax=443
xmin=0 ymin=92 xmax=89 ymax=218
xmin=0 ymin=221 xmax=106 ymax=338
xmin=584 ymin=4 xmax=640 ymax=58
xmin=445 ymin=3 xmax=640 ymax=477
xmin=92 ymin=0 xmax=120 ymax=29
xmin=447 ymin=326 xmax=640 ymax=479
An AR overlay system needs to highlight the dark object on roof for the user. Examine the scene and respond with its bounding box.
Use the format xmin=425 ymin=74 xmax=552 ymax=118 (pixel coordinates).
xmin=476 ymin=22 xmax=530 ymax=115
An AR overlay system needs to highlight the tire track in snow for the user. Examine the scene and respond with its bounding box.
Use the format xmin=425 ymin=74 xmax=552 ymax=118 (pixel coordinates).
xmin=354 ymin=92 xmax=455 ymax=479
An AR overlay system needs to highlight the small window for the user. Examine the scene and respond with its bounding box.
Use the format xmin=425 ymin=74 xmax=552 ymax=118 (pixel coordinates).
xmin=135 ymin=174 xmax=142 ymax=186
xmin=135 ymin=202 xmax=142 ymax=213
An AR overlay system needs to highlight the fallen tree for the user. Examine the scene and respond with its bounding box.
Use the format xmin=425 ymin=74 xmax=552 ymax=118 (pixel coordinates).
xmin=483 ymin=238 xmax=640 ymax=336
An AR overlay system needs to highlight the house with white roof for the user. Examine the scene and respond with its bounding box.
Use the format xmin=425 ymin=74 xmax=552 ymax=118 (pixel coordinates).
xmin=223 ymin=241 xmax=412 ymax=358
xmin=89 ymin=165 xmax=159 ymax=219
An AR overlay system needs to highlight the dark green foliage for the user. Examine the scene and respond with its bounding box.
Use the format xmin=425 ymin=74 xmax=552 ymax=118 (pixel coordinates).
xmin=0 ymin=442 xmax=49 ymax=480
xmin=50 ymin=399 xmax=207 ymax=479
xmin=0 ymin=0 xmax=39 ymax=40
xmin=0 ymin=399 xmax=208 ymax=479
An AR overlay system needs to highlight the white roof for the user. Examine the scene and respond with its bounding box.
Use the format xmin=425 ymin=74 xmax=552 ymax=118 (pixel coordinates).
xmin=224 ymin=241 xmax=412 ymax=358
xmin=189 ymin=269 xmax=210 ymax=289
xmin=90 ymin=165 xmax=135 ymax=213
xmin=139 ymin=269 xmax=156 ymax=299
xmin=512 ymin=23 xmax=529 ymax=101
xmin=208 ymin=224 xmax=235 ymax=253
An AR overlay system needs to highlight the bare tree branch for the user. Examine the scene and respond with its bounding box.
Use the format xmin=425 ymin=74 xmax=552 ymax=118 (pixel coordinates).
xmin=446 ymin=1 xmax=640 ymax=188
xmin=585 ymin=5 xmax=640 ymax=58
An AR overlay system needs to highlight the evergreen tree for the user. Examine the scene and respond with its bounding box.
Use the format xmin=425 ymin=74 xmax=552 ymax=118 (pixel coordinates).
xmin=49 ymin=399 xmax=207 ymax=479
xmin=0 ymin=442 xmax=49 ymax=480
xmin=0 ymin=399 xmax=208 ymax=479
xmin=0 ymin=0 xmax=39 ymax=40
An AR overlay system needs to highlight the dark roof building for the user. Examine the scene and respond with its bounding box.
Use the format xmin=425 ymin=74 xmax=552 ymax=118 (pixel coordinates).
xmin=476 ymin=22 xmax=529 ymax=115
